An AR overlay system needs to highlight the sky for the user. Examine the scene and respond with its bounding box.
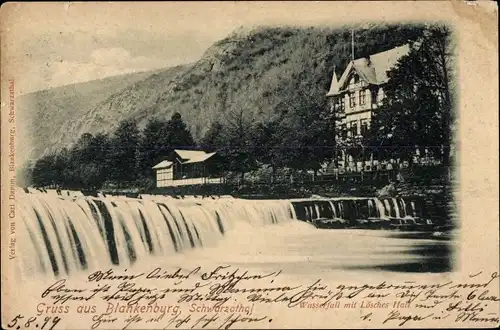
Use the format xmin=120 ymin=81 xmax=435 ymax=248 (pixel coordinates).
xmin=0 ymin=2 xmax=472 ymax=95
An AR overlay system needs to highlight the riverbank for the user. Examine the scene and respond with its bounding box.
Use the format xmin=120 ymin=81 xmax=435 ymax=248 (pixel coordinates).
xmin=95 ymin=180 xmax=451 ymax=200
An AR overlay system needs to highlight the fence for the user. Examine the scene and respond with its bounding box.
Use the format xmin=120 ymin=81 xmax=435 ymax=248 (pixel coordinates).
xmin=226 ymin=164 xmax=449 ymax=187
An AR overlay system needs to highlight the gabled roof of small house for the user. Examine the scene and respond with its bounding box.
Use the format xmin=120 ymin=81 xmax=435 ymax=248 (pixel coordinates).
xmin=152 ymin=160 xmax=173 ymax=169
xmin=153 ymin=149 xmax=218 ymax=169
xmin=174 ymin=149 xmax=207 ymax=160
xmin=327 ymin=44 xmax=410 ymax=96
xmin=183 ymin=152 xmax=217 ymax=164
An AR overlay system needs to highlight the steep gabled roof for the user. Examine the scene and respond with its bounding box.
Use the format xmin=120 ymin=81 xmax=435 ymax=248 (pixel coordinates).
xmin=326 ymin=69 xmax=340 ymax=96
xmin=367 ymin=44 xmax=410 ymax=83
xmin=327 ymin=44 xmax=411 ymax=96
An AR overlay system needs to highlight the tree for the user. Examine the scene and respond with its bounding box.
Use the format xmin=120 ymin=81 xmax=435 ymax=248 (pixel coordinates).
xmin=276 ymin=89 xmax=335 ymax=179
xmin=64 ymin=134 xmax=95 ymax=189
xmin=137 ymin=113 xmax=195 ymax=180
xmin=87 ymin=133 xmax=111 ymax=188
xmin=138 ymin=118 xmax=169 ymax=178
xmin=367 ymin=25 xmax=453 ymax=169
xmin=73 ymin=133 xmax=94 ymax=160
xmin=32 ymin=153 xmax=57 ymax=187
xmin=166 ymin=112 xmax=195 ymax=150
xmin=53 ymin=132 xmax=111 ymax=189
xmin=252 ymin=120 xmax=287 ymax=182
xmin=419 ymin=25 xmax=454 ymax=168
xmin=53 ymin=148 xmax=69 ymax=187
xmin=109 ymin=119 xmax=140 ymax=183
xmin=200 ymin=120 xmax=224 ymax=152
xmin=218 ymin=107 xmax=259 ymax=184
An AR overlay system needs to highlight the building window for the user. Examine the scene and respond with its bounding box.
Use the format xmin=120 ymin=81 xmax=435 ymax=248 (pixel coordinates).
xmin=377 ymin=88 xmax=385 ymax=103
xmin=349 ymin=93 xmax=356 ymax=108
xmin=334 ymin=98 xmax=340 ymax=111
xmin=340 ymin=97 xmax=345 ymax=111
xmin=349 ymin=73 xmax=359 ymax=89
xmin=360 ymin=119 xmax=369 ymax=135
xmin=333 ymin=98 xmax=340 ymax=111
xmin=371 ymin=88 xmax=377 ymax=104
xmin=334 ymin=97 xmax=345 ymax=112
xmin=341 ymin=124 xmax=347 ymax=139
xmin=359 ymin=90 xmax=366 ymax=105
xmin=350 ymin=120 xmax=358 ymax=137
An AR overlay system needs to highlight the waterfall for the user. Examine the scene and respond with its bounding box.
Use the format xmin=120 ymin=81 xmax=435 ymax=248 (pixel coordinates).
xmin=314 ymin=204 xmax=321 ymax=219
xmin=392 ymin=198 xmax=401 ymax=218
xmin=339 ymin=201 xmax=345 ymax=218
xmin=16 ymin=190 xmax=295 ymax=277
xmin=411 ymin=201 xmax=417 ymax=217
xmin=383 ymin=199 xmax=393 ymax=217
xmin=16 ymin=189 xmax=430 ymax=278
xmin=328 ymin=201 xmax=338 ymax=218
xmin=374 ymin=198 xmax=387 ymax=219
xmin=290 ymin=196 xmax=429 ymax=229
xmin=368 ymin=199 xmax=382 ymax=218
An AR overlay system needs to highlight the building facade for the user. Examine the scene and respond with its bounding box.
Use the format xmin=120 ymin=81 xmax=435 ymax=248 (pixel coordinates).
xmin=152 ymin=150 xmax=225 ymax=187
xmin=326 ymin=44 xmax=411 ymax=172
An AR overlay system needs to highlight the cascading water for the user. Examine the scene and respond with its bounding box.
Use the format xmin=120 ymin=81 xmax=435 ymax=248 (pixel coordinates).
xmin=16 ymin=188 xmax=431 ymax=279
xmin=383 ymin=199 xmax=393 ymax=217
xmin=16 ymin=189 xmax=296 ymax=278
xmin=291 ymin=196 xmax=431 ymax=229
xmin=374 ymin=198 xmax=388 ymax=219
xmin=392 ymin=198 xmax=401 ymax=218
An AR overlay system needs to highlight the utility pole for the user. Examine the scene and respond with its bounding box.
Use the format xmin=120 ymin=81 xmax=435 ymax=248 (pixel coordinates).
xmin=351 ymin=29 xmax=355 ymax=61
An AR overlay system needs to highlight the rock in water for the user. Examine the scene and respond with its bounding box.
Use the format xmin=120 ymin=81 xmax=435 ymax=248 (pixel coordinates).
xmin=377 ymin=183 xmax=396 ymax=197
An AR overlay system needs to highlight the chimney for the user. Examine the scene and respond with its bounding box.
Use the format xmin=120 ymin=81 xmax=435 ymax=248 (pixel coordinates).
xmin=366 ymin=55 xmax=371 ymax=66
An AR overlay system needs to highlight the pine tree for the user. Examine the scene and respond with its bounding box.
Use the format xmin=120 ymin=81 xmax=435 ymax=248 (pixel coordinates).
xmin=200 ymin=121 xmax=224 ymax=152
xmin=138 ymin=118 xmax=169 ymax=177
xmin=109 ymin=119 xmax=140 ymax=184
xmin=166 ymin=112 xmax=195 ymax=150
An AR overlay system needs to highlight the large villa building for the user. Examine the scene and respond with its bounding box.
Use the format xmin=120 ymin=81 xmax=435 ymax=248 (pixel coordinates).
xmin=326 ymin=44 xmax=411 ymax=172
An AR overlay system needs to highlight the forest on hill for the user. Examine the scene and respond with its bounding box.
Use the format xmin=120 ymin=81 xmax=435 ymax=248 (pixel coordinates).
xmin=20 ymin=23 xmax=455 ymax=190
xmin=18 ymin=24 xmax=424 ymax=160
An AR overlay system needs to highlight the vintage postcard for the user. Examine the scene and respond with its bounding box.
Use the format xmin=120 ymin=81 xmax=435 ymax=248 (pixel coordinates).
xmin=1 ymin=1 xmax=498 ymax=329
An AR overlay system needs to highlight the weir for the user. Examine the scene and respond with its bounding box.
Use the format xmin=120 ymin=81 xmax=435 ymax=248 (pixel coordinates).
xmin=15 ymin=188 xmax=433 ymax=277
xmin=291 ymin=196 xmax=432 ymax=229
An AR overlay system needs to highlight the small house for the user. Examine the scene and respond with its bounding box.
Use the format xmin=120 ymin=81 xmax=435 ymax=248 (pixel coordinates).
xmin=152 ymin=149 xmax=225 ymax=187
